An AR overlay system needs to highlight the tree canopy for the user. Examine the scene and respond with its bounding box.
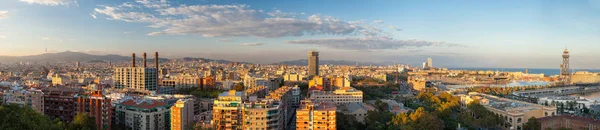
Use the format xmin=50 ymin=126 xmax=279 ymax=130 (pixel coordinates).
xmin=0 ymin=104 xmax=65 ymax=130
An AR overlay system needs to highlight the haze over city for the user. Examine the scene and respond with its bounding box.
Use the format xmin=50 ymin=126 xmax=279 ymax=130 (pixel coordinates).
xmin=1 ymin=0 xmax=600 ymax=68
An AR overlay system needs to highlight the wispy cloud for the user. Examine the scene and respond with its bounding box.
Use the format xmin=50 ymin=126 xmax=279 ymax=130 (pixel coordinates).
xmin=218 ymin=39 xmax=234 ymax=43
xmin=388 ymin=25 xmax=402 ymax=31
xmin=286 ymin=37 xmax=459 ymax=51
xmin=0 ymin=11 xmax=7 ymax=19
xmin=373 ymin=20 xmax=383 ymax=23
xmin=90 ymin=14 xmax=97 ymax=19
xmin=240 ymin=42 xmax=265 ymax=46
xmin=19 ymin=0 xmax=78 ymax=6
xmin=0 ymin=36 xmax=6 ymax=39
xmin=93 ymin=2 xmax=387 ymax=38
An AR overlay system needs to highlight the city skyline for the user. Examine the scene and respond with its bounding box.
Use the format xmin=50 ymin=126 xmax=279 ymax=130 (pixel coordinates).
xmin=1 ymin=0 xmax=600 ymax=68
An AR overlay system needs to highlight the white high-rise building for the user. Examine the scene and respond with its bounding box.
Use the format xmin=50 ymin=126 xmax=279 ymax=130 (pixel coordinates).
xmin=427 ymin=57 xmax=433 ymax=68
xmin=114 ymin=67 xmax=158 ymax=91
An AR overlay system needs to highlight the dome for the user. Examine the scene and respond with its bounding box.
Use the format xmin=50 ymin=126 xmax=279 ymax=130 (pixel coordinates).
xmin=563 ymin=49 xmax=569 ymax=53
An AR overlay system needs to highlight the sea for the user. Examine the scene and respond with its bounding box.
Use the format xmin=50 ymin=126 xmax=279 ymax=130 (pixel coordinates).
xmin=448 ymin=68 xmax=600 ymax=76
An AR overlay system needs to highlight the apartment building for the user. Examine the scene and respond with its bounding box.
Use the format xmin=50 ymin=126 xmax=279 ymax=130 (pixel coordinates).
xmin=2 ymin=87 xmax=44 ymax=113
xmin=76 ymin=90 xmax=112 ymax=130
xmin=296 ymin=100 xmax=336 ymax=130
xmin=43 ymin=88 xmax=81 ymax=122
xmin=212 ymin=90 xmax=244 ymax=130
xmin=115 ymin=98 xmax=170 ymax=130
xmin=171 ymin=99 xmax=196 ymax=130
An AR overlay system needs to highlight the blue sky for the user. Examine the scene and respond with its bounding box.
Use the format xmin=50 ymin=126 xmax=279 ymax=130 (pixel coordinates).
xmin=1 ymin=0 xmax=600 ymax=68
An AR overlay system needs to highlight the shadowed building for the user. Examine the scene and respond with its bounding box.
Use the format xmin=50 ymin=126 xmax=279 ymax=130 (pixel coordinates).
xmin=308 ymin=50 xmax=319 ymax=76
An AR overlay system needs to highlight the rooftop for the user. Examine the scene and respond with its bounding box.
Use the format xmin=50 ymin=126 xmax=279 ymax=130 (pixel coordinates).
xmin=119 ymin=98 xmax=168 ymax=109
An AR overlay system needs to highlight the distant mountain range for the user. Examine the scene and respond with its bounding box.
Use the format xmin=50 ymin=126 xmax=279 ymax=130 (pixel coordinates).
xmin=0 ymin=51 xmax=398 ymax=66
xmin=0 ymin=51 xmax=228 ymax=64
xmin=274 ymin=59 xmax=399 ymax=66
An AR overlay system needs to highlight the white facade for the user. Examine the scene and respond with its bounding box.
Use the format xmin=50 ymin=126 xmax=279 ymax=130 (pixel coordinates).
xmin=310 ymin=87 xmax=363 ymax=105
xmin=114 ymin=67 xmax=158 ymax=91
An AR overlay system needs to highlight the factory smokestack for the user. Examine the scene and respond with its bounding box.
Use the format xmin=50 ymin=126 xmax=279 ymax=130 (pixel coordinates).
xmin=143 ymin=52 xmax=147 ymax=67
xmin=154 ymin=52 xmax=159 ymax=70
xmin=132 ymin=53 xmax=136 ymax=67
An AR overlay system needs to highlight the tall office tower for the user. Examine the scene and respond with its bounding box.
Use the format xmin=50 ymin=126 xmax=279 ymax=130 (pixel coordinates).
xmin=296 ymin=100 xmax=336 ymax=130
xmin=427 ymin=57 xmax=433 ymax=68
xmin=114 ymin=53 xmax=158 ymax=91
xmin=76 ymin=90 xmax=112 ymax=130
xmin=308 ymin=50 xmax=319 ymax=76
xmin=212 ymin=90 xmax=245 ymax=130
xmin=171 ymin=99 xmax=195 ymax=130
xmin=560 ymin=49 xmax=570 ymax=83
xmin=155 ymin=52 xmax=159 ymax=73
xmin=75 ymin=61 xmax=80 ymax=68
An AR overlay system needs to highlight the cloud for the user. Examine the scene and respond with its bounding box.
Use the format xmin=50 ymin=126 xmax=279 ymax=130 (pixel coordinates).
xmin=218 ymin=39 xmax=234 ymax=42
xmin=240 ymin=42 xmax=265 ymax=46
xmin=0 ymin=11 xmax=7 ymax=19
xmin=147 ymin=32 xmax=163 ymax=36
xmin=373 ymin=20 xmax=383 ymax=23
xmin=388 ymin=25 xmax=402 ymax=31
xmin=19 ymin=0 xmax=77 ymax=6
xmin=0 ymin=36 xmax=6 ymax=39
xmin=90 ymin=14 xmax=97 ymax=19
xmin=93 ymin=3 xmax=383 ymax=38
xmin=41 ymin=37 xmax=50 ymax=40
xmin=286 ymin=37 xmax=459 ymax=51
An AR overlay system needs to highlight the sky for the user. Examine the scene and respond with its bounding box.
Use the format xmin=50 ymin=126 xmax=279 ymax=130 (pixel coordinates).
xmin=1 ymin=0 xmax=600 ymax=69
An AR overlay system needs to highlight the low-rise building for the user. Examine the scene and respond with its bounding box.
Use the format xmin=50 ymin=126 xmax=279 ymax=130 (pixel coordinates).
xmin=2 ymin=86 xmax=44 ymax=113
xmin=459 ymin=92 xmax=557 ymax=130
xmin=337 ymin=103 xmax=376 ymax=123
xmin=310 ymin=87 xmax=363 ymax=105
xmin=539 ymin=115 xmax=600 ymax=130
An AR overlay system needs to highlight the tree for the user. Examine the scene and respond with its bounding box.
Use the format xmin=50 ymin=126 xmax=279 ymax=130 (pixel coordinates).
xmin=409 ymin=107 xmax=444 ymax=130
xmin=234 ymin=83 xmax=244 ymax=91
xmin=374 ymin=100 xmax=389 ymax=111
xmin=337 ymin=113 xmax=366 ymax=130
xmin=523 ymin=117 xmax=541 ymax=130
xmin=0 ymin=104 xmax=65 ymax=130
xmin=72 ymin=112 xmax=96 ymax=130
xmin=364 ymin=110 xmax=395 ymax=130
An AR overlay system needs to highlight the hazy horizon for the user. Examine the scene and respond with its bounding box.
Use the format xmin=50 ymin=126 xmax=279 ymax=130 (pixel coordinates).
xmin=1 ymin=0 xmax=600 ymax=68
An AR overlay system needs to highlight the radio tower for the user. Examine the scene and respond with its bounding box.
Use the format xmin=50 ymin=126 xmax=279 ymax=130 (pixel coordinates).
xmin=560 ymin=48 xmax=570 ymax=84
